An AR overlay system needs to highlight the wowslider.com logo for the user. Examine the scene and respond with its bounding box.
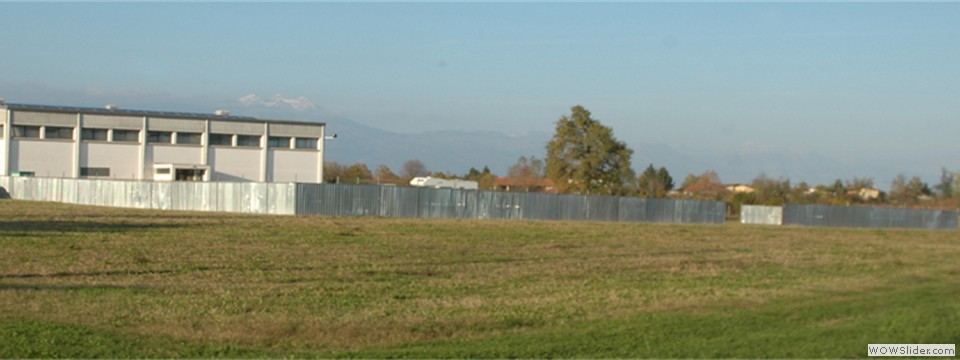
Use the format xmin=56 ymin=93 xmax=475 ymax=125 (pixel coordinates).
xmin=868 ymin=344 xmax=955 ymax=357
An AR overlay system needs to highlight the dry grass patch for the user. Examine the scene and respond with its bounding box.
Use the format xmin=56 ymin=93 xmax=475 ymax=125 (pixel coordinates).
xmin=1 ymin=200 xmax=958 ymax=356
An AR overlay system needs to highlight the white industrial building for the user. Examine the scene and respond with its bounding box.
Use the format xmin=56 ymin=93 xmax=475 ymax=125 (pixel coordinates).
xmin=0 ymin=101 xmax=327 ymax=183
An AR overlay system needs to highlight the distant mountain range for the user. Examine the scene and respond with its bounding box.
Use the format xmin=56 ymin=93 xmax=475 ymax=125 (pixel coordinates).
xmin=323 ymin=117 xmax=871 ymax=187
xmin=323 ymin=117 xmax=551 ymax=176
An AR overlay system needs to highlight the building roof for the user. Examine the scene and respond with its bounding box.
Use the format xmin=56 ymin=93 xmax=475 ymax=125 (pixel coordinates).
xmin=0 ymin=102 xmax=325 ymax=127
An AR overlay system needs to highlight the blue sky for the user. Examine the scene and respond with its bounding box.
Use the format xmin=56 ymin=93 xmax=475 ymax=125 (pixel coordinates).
xmin=2 ymin=2 xmax=958 ymax=186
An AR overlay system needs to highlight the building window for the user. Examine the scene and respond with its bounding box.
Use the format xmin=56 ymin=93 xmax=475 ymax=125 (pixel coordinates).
xmin=209 ymin=133 xmax=233 ymax=146
xmin=267 ymin=136 xmax=291 ymax=149
xmin=81 ymin=128 xmax=108 ymax=141
xmin=236 ymin=135 xmax=261 ymax=147
xmin=80 ymin=167 xmax=110 ymax=177
xmin=176 ymin=132 xmax=201 ymax=145
xmin=295 ymin=137 xmax=318 ymax=150
xmin=0 ymin=125 xmax=4 ymax=139
xmin=147 ymin=131 xmax=173 ymax=144
xmin=112 ymin=129 xmax=140 ymax=143
xmin=13 ymin=125 xmax=41 ymax=138
xmin=45 ymin=126 xmax=74 ymax=140
xmin=156 ymin=168 xmax=171 ymax=175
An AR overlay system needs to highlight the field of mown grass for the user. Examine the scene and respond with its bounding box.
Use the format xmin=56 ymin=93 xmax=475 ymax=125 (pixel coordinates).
xmin=0 ymin=199 xmax=957 ymax=358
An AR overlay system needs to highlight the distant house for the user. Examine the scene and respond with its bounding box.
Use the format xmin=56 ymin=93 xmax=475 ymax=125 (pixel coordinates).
xmin=725 ymin=184 xmax=756 ymax=194
xmin=679 ymin=182 xmax=726 ymax=198
xmin=493 ymin=177 xmax=556 ymax=193
xmin=857 ymin=188 xmax=881 ymax=201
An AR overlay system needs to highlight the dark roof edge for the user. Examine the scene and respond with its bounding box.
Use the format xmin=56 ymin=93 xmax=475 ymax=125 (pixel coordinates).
xmin=0 ymin=103 xmax=325 ymax=127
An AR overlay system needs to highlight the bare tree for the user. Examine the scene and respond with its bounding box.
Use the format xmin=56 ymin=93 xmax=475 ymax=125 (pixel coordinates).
xmin=401 ymin=160 xmax=429 ymax=180
xmin=507 ymin=156 xmax=545 ymax=192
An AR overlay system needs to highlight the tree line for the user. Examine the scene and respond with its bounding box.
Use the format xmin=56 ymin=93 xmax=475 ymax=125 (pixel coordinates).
xmin=326 ymin=105 xmax=959 ymax=211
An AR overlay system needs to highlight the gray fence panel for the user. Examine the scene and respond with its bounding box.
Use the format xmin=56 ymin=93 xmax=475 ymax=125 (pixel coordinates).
xmin=92 ymin=179 xmax=115 ymax=207
xmin=519 ymin=193 xmax=558 ymax=221
xmin=244 ymin=183 xmax=268 ymax=214
xmin=500 ymin=192 xmax=523 ymax=220
xmin=644 ymin=198 xmax=674 ymax=223
xmin=418 ymin=188 xmax=456 ymax=219
xmin=295 ymin=183 xmax=326 ymax=216
xmin=12 ymin=177 xmax=42 ymax=201
xmin=784 ymin=204 xmax=958 ymax=230
xmin=218 ymin=182 xmax=244 ymax=213
xmin=474 ymin=191 xmax=494 ymax=219
xmin=0 ymin=176 xmax=295 ymax=215
xmin=690 ymin=200 xmax=727 ymax=224
xmin=618 ymin=197 xmax=645 ymax=222
xmin=63 ymin=178 xmax=78 ymax=204
xmin=451 ymin=189 xmax=477 ymax=219
xmin=479 ymin=191 xmax=522 ymax=220
xmin=336 ymin=184 xmax=380 ymax=217
xmin=268 ymin=183 xmax=296 ymax=215
xmin=586 ymin=195 xmax=619 ymax=222
xmin=2 ymin=177 xmax=732 ymax=225
xmin=170 ymin=182 xmax=207 ymax=212
xmin=128 ymin=181 xmax=153 ymax=209
xmin=75 ymin=179 xmax=96 ymax=206
xmin=741 ymin=205 xmax=783 ymax=225
xmin=638 ymin=198 xmax=726 ymax=224
xmin=558 ymin=195 xmax=588 ymax=221
xmin=379 ymin=186 xmax=420 ymax=218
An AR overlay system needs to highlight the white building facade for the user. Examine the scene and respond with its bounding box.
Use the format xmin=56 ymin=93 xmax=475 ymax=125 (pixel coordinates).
xmin=0 ymin=102 xmax=326 ymax=183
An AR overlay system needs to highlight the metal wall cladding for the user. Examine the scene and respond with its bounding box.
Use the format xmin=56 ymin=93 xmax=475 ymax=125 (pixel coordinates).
xmin=740 ymin=205 xmax=784 ymax=225
xmin=1 ymin=176 xmax=296 ymax=215
xmin=618 ymin=197 xmax=647 ymax=222
xmin=557 ymin=195 xmax=588 ymax=221
xmin=783 ymin=204 xmax=958 ymax=230
xmin=519 ymin=192 xmax=559 ymax=220
xmin=294 ymin=183 xmax=726 ymax=224
xmin=337 ymin=184 xmax=381 ymax=217
xmin=587 ymin=195 xmax=620 ymax=222
xmin=2 ymin=176 xmax=727 ymax=224
xmin=380 ymin=186 xmax=420 ymax=218
xmin=638 ymin=198 xmax=725 ymax=224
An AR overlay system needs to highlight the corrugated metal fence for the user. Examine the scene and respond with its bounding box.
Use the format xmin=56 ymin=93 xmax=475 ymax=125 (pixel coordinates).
xmin=740 ymin=205 xmax=784 ymax=225
xmin=740 ymin=203 xmax=958 ymax=230
xmin=0 ymin=176 xmax=296 ymax=214
xmin=0 ymin=176 xmax=725 ymax=223
xmin=4 ymin=177 xmax=956 ymax=230
xmin=294 ymin=184 xmax=727 ymax=223
xmin=783 ymin=204 xmax=958 ymax=230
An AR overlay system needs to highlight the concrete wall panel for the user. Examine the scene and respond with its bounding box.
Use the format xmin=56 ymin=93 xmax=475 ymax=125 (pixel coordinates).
xmin=269 ymin=149 xmax=318 ymax=183
xmin=80 ymin=142 xmax=140 ymax=179
xmin=10 ymin=140 xmax=74 ymax=177
xmin=209 ymin=147 xmax=261 ymax=181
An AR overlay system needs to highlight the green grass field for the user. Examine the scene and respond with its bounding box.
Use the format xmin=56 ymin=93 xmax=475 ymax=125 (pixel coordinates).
xmin=0 ymin=200 xmax=957 ymax=358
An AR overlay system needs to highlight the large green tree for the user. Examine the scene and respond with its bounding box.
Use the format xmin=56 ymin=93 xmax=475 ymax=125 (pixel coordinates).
xmin=545 ymin=105 xmax=635 ymax=195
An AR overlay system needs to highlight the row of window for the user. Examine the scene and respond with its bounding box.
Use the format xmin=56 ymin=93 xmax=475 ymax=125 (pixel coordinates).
xmin=6 ymin=125 xmax=318 ymax=149
xmin=10 ymin=125 xmax=74 ymax=140
xmin=205 ymin=133 xmax=317 ymax=149
xmin=80 ymin=128 xmax=139 ymax=142
xmin=12 ymin=168 xmax=111 ymax=178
